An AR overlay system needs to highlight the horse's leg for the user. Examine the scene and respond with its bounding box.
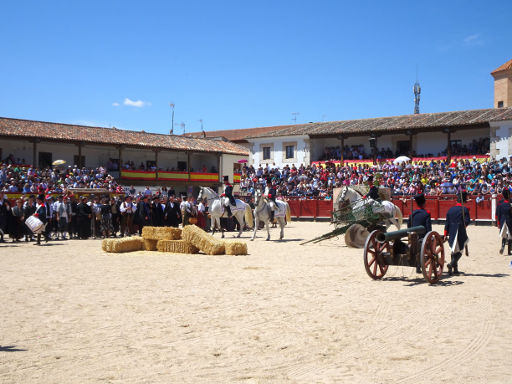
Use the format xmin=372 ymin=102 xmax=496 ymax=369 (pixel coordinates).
xmin=265 ymin=219 xmax=270 ymax=241
xmin=279 ymin=218 xmax=284 ymax=240
xmin=220 ymin=216 xmax=225 ymax=238
xmin=237 ymin=213 xmax=243 ymax=238
xmin=211 ymin=216 xmax=216 ymax=236
xmin=251 ymin=215 xmax=258 ymax=241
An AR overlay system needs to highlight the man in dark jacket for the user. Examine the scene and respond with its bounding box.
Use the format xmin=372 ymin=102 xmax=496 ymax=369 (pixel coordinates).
xmin=444 ymin=191 xmax=471 ymax=275
xmin=496 ymin=188 xmax=512 ymax=255
xmin=151 ymin=196 xmax=165 ymax=227
xmin=0 ymin=191 xmax=9 ymax=242
xmin=164 ymin=195 xmax=181 ymax=227
xmin=136 ymin=195 xmax=151 ymax=235
xmin=77 ymin=196 xmax=92 ymax=239
xmin=408 ymin=193 xmax=432 ymax=273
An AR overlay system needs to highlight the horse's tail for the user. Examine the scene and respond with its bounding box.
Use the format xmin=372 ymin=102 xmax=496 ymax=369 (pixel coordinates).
xmin=394 ymin=204 xmax=403 ymax=230
xmin=245 ymin=204 xmax=254 ymax=229
xmin=285 ymin=202 xmax=291 ymax=223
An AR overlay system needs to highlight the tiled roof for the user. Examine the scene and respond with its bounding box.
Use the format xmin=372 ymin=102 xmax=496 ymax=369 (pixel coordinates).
xmin=247 ymin=107 xmax=512 ymax=139
xmin=185 ymin=125 xmax=291 ymax=142
xmin=491 ymin=58 xmax=512 ymax=75
xmin=0 ymin=117 xmax=249 ymax=156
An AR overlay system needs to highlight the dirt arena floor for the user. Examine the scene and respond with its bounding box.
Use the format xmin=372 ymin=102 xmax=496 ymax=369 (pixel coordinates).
xmin=1 ymin=222 xmax=511 ymax=384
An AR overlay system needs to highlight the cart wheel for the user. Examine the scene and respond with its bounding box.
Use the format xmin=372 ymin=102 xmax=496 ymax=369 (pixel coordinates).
xmin=345 ymin=223 xmax=370 ymax=248
xmin=420 ymin=231 xmax=445 ymax=284
xmin=363 ymin=230 xmax=389 ymax=280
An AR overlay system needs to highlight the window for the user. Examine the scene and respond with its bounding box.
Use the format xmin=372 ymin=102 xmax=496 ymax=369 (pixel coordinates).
xmin=73 ymin=155 xmax=85 ymax=167
xmin=262 ymin=146 xmax=271 ymax=160
xmin=39 ymin=152 xmax=52 ymax=168
xmin=177 ymin=161 xmax=187 ymax=171
xmin=285 ymin=145 xmax=294 ymax=159
xmin=498 ymin=101 xmax=504 ymax=108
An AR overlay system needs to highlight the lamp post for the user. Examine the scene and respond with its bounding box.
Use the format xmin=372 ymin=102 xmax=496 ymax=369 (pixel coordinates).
xmin=369 ymin=135 xmax=377 ymax=165
xmin=169 ymin=103 xmax=175 ymax=134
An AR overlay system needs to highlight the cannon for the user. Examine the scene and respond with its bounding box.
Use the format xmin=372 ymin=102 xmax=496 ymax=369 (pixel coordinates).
xmin=363 ymin=226 xmax=445 ymax=284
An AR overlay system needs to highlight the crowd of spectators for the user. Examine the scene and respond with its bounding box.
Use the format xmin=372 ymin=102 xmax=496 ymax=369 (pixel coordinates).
xmin=0 ymin=160 xmax=123 ymax=194
xmin=239 ymin=155 xmax=512 ymax=199
xmin=318 ymin=137 xmax=490 ymax=162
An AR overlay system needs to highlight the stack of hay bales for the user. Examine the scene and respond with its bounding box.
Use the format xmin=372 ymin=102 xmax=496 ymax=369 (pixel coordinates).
xmin=102 ymin=225 xmax=248 ymax=256
xmin=102 ymin=237 xmax=144 ymax=253
xmin=182 ymin=225 xmax=225 ymax=255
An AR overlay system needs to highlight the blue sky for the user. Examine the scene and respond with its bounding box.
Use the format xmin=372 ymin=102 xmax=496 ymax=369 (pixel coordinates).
xmin=1 ymin=1 xmax=510 ymax=134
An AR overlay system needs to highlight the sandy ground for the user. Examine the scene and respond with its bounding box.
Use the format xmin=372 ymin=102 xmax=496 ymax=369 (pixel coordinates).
xmin=1 ymin=222 xmax=511 ymax=384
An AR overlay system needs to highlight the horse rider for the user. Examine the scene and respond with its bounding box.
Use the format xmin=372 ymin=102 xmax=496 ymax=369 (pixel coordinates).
xmin=444 ymin=191 xmax=470 ymax=276
xmin=264 ymin=179 xmax=277 ymax=223
xmin=496 ymin=188 xmax=512 ymax=255
xmin=408 ymin=193 xmax=432 ymax=273
xmin=365 ymin=175 xmax=381 ymax=202
xmin=220 ymin=176 xmax=236 ymax=218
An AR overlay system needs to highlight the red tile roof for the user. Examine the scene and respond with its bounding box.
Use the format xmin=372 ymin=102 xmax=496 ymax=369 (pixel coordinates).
xmin=491 ymin=58 xmax=512 ymax=75
xmin=0 ymin=117 xmax=249 ymax=156
xmin=185 ymin=125 xmax=291 ymax=142
xmin=247 ymin=107 xmax=512 ymax=139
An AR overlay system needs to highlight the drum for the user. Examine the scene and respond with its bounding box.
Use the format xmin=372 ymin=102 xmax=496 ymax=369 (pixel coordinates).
xmin=26 ymin=215 xmax=45 ymax=234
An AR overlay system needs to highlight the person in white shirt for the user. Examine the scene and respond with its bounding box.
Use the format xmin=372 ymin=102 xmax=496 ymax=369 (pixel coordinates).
xmin=119 ymin=195 xmax=135 ymax=236
xmin=54 ymin=195 xmax=71 ymax=240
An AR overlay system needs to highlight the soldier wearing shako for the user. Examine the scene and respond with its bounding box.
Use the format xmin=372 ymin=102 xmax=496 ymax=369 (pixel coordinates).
xmin=220 ymin=176 xmax=236 ymax=218
xmin=264 ymin=179 xmax=278 ymax=223
xmin=444 ymin=191 xmax=470 ymax=276
xmin=408 ymin=193 xmax=432 ymax=273
xmin=496 ymin=188 xmax=512 ymax=255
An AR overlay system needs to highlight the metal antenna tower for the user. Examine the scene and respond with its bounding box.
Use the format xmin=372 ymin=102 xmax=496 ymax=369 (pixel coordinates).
xmin=292 ymin=112 xmax=300 ymax=123
xmin=180 ymin=122 xmax=185 ymax=135
xmin=413 ymin=66 xmax=421 ymax=114
xmin=169 ymin=103 xmax=175 ymax=134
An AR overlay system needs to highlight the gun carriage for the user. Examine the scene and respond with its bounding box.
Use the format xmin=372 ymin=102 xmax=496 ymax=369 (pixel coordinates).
xmin=363 ymin=226 xmax=445 ymax=284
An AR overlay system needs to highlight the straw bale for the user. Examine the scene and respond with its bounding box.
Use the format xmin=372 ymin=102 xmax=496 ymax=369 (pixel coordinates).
xmin=109 ymin=237 xmax=144 ymax=253
xmin=142 ymin=226 xmax=182 ymax=240
xmin=144 ymin=239 xmax=158 ymax=251
xmin=156 ymin=240 xmax=199 ymax=254
xmin=101 ymin=238 xmax=114 ymax=252
xmin=224 ymin=241 xmax=248 ymax=255
xmin=182 ymin=225 xmax=225 ymax=255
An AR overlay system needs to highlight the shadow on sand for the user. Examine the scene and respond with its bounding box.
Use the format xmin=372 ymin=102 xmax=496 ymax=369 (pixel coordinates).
xmin=0 ymin=345 xmax=27 ymax=352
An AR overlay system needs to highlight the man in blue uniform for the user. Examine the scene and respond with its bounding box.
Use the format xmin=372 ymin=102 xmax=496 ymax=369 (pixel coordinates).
xmin=408 ymin=193 xmax=432 ymax=273
xmin=496 ymin=189 xmax=512 ymax=255
xmin=444 ymin=191 xmax=470 ymax=276
xmin=365 ymin=176 xmax=381 ymax=202
xmin=221 ymin=176 xmax=236 ymax=218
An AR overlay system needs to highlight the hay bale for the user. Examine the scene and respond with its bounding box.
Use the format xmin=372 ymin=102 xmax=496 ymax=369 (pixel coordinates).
xmin=142 ymin=226 xmax=181 ymax=240
xmin=109 ymin=237 xmax=144 ymax=253
xmin=157 ymin=240 xmax=199 ymax=254
xmin=182 ymin=225 xmax=225 ymax=255
xmin=101 ymin=238 xmax=114 ymax=252
xmin=224 ymin=241 xmax=248 ymax=255
xmin=144 ymin=239 xmax=158 ymax=251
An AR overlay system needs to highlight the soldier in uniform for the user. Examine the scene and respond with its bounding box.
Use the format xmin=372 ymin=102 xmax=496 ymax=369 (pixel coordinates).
xmin=408 ymin=193 xmax=432 ymax=273
xmin=444 ymin=191 xmax=470 ymax=276
xmin=496 ymin=188 xmax=512 ymax=255
xmin=221 ymin=176 xmax=236 ymax=218
xmin=264 ymin=179 xmax=278 ymax=223
xmin=33 ymin=194 xmax=48 ymax=245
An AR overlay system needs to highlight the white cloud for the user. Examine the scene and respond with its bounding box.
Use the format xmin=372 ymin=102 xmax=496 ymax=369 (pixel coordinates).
xmin=112 ymin=102 xmax=120 ymax=107
xmin=463 ymin=33 xmax=482 ymax=46
xmin=123 ymin=98 xmax=150 ymax=108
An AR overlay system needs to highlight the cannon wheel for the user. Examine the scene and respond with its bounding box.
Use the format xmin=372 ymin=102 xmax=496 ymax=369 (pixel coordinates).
xmin=345 ymin=223 xmax=370 ymax=248
xmin=420 ymin=231 xmax=445 ymax=284
xmin=363 ymin=230 xmax=389 ymax=280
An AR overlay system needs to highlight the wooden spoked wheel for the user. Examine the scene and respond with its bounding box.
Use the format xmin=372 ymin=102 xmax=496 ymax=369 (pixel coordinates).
xmin=420 ymin=231 xmax=445 ymax=284
xmin=363 ymin=230 xmax=389 ymax=280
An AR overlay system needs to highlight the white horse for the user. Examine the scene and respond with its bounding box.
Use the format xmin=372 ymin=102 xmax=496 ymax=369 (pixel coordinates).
xmin=252 ymin=189 xmax=291 ymax=241
xmin=197 ymin=186 xmax=253 ymax=238
xmin=337 ymin=186 xmax=403 ymax=230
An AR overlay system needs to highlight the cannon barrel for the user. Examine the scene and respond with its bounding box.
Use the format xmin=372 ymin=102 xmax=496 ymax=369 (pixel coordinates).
xmin=375 ymin=226 xmax=426 ymax=243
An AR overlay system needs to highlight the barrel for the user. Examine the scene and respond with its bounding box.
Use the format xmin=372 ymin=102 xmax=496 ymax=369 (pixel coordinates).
xmin=25 ymin=215 xmax=45 ymax=234
xmin=376 ymin=225 xmax=426 ymax=243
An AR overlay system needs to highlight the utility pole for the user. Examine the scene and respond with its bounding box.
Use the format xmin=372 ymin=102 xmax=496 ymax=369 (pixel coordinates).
xmin=170 ymin=103 xmax=175 ymax=134
xmin=199 ymin=119 xmax=205 ymax=138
